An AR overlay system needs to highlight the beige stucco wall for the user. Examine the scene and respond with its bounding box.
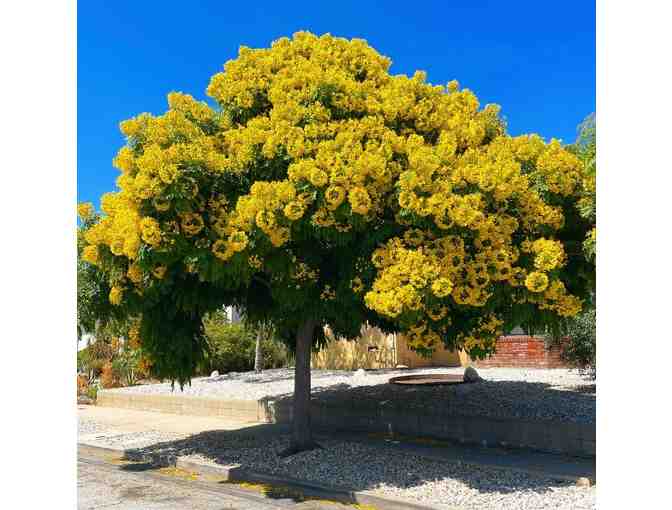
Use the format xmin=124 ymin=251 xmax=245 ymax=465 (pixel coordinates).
xmin=395 ymin=334 xmax=468 ymax=368
xmin=311 ymin=326 xmax=397 ymax=370
xmin=312 ymin=326 xmax=473 ymax=370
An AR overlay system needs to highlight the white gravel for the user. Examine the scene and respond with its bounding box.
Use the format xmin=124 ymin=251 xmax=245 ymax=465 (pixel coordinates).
xmin=77 ymin=418 xmax=110 ymax=437
xmin=105 ymin=367 xmax=595 ymax=424
xmin=106 ymin=367 xmax=589 ymax=399
xmin=80 ymin=426 xmax=596 ymax=510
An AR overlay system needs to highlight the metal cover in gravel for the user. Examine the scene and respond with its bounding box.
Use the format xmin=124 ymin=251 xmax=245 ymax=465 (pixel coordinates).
xmin=389 ymin=373 xmax=465 ymax=386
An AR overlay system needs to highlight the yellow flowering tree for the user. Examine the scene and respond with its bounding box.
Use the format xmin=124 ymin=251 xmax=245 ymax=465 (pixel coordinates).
xmin=80 ymin=32 xmax=594 ymax=453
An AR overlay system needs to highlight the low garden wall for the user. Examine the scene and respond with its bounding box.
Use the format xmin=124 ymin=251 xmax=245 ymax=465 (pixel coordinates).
xmin=98 ymin=389 xmax=594 ymax=457
xmin=304 ymin=401 xmax=594 ymax=457
xmin=97 ymin=392 xmax=263 ymax=421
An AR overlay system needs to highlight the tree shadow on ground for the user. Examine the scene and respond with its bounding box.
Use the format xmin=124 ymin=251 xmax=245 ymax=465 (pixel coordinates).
xmin=262 ymin=378 xmax=596 ymax=425
xmin=571 ymin=383 xmax=596 ymax=394
xmin=119 ymin=421 xmax=586 ymax=505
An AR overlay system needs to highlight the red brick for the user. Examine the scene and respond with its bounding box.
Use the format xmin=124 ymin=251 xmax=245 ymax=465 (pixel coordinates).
xmin=473 ymin=335 xmax=570 ymax=369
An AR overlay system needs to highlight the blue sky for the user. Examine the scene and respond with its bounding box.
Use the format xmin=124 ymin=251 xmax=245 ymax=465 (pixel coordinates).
xmin=78 ymin=0 xmax=595 ymax=207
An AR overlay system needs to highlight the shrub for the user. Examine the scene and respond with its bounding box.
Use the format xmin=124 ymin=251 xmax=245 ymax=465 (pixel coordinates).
xmin=79 ymin=334 xmax=153 ymax=385
xmin=112 ymin=349 xmax=143 ymax=386
xmin=78 ymin=342 xmax=113 ymax=383
xmin=86 ymin=385 xmax=98 ymax=400
xmin=137 ymin=356 xmax=153 ymax=380
xmin=260 ymin=335 xmax=290 ymax=369
xmin=77 ymin=374 xmax=88 ymax=396
xmin=560 ymin=308 xmax=596 ymax=378
xmin=77 ymin=348 xmax=90 ymax=373
xmin=202 ymin=312 xmax=289 ymax=373
xmin=204 ymin=321 xmax=255 ymax=373
xmin=100 ymin=361 xmax=119 ymax=388
xmin=87 ymin=358 xmax=106 ymax=378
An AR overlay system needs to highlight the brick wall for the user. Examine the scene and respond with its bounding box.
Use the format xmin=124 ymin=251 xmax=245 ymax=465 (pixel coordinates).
xmin=473 ymin=335 xmax=568 ymax=369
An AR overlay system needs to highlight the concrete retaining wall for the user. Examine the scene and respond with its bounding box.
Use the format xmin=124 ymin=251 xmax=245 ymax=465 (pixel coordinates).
xmin=306 ymin=401 xmax=595 ymax=457
xmin=97 ymin=390 xmax=595 ymax=457
xmin=97 ymin=391 xmax=262 ymax=421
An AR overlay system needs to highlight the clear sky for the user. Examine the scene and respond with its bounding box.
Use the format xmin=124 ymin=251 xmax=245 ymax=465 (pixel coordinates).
xmin=78 ymin=0 xmax=595 ymax=207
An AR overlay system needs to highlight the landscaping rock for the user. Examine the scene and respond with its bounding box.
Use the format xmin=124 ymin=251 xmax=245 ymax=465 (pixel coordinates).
xmin=576 ymin=477 xmax=592 ymax=487
xmin=354 ymin=368 xmax=366 ymax=377
xmin=464 ymin=366 xmax=482 ymax=383
xmin=210 ymin=370 xmax=219 ymax=378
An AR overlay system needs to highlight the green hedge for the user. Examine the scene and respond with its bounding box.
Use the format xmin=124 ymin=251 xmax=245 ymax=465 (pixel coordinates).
xmin=202 ymin=313 xmax=289 ymax=374
xmin=561 ymin=308 xmax=596 ymax=378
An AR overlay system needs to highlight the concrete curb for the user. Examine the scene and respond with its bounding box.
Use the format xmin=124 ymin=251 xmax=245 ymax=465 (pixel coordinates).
xmin=78 ymin=441 xmax=447 ymax=510
xmin=313 ymin=431 xmax=595 ymax=484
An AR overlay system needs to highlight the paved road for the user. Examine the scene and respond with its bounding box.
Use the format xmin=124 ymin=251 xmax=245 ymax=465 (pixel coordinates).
xmin=78 ymin=455 xmax=358 ymax=510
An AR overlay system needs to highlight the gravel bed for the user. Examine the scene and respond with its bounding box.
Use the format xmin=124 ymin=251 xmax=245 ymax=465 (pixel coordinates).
xmin=105 ymin=367 xmax=595 ymax=424
xmin=310 ymin=378 xmax=594 ymax=424
xmin=78 ymin=418 xmax=187 ymax=451
xmin=105 ymin=429 xmax=596 ymax=510
xmin=78 ymin=419 xmax=110 ymax=437
xmin=87 ymin=430 xmax=188 ymax=449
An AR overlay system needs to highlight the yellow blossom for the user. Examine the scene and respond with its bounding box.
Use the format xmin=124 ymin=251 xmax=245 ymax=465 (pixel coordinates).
xmin=77 ymin=202 xmax=94 ymax=220
xmin=325 ymin=185 xmax=346 ymax=210
xmin=308 ymin=168 xmax=328 ymax=187
xmin=127 ymin=263 xmax=143 ymax=284
xmin=140 ymin=218 xmax=162 ymax=246
xmin=228 ymin=231 xmax=248 ymax=252
xmin=431 ymin=278 xmax=454 ymax=298
xmin=351 ymin=277 xmax=364 ymax=293
xmin=181 ymin=213 xmax=204 ymax=236
xmin=248 ymin=255 xmax=263 ymax=270
xmin=109 ymin=286 xmax=123 ymax=305
xmin=525 ymin=271 xmax=549 ymax=293
xmin=152 ymin=265 xmax=167 ymax=279
xmin=283 ymin=201 xmax=306 ymax=221
xmin=82 ymin=245 xmax=99 ymax=265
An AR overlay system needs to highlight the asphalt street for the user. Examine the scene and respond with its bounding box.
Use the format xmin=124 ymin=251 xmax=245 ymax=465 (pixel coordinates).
xmin=77 ymin=454 xmax=360 ymax=510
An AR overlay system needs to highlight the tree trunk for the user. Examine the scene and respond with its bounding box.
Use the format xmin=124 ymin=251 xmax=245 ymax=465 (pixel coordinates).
xmin=254 ymin=328 xmax=263 ymax=373
xmin=94 ymin=319 xmax=101 ymax=342
xmin=282 ymin=319 xmax=320 ymax=456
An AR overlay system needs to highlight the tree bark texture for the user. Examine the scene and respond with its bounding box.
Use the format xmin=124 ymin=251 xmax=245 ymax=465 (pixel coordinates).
xmin=254 ymin=328 xmax=263 ymax=373
xmin=289 ymin=319 xmax=318 ymax=453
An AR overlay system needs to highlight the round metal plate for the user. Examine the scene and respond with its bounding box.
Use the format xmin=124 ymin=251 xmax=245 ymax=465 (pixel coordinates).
xmin=388 ymin=373 xmax=465 ymax=386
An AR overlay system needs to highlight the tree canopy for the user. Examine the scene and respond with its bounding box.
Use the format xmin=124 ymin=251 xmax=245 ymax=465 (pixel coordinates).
xmin=79 ymin=32 xmax=595 ymax=388
xmin=77 ymin=204 xmax=126 ymax=340
xmin=567 ymin=113 xmax=596 ymax=264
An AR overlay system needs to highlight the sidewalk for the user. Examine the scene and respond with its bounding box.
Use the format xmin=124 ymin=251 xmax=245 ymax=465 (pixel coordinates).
xmin=79 ymin=404 xmax=270 ymax=435
xmin=78 ymin=404 xmax=594 ymax=481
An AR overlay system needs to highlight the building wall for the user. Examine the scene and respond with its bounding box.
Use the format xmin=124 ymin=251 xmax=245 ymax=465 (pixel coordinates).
xmin=313 ymin=328 xmax=568 ymax=370
xmin=471 ymin=335 xmax=567 ymax=369
xmin=395 ymin=334 xmax=568 ymax=369
xmin=395 ymin=335 xmax=464 ymax=368
xmin=223 ymin=306 xmax=242 ymax=324
xmin=311 ymin=326 xmax=397 ymax=370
